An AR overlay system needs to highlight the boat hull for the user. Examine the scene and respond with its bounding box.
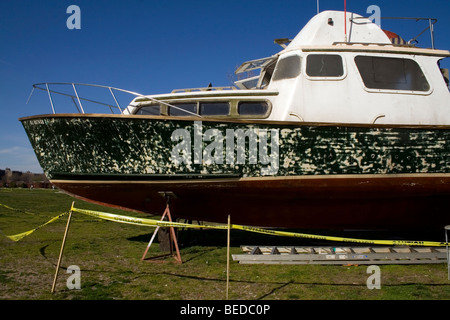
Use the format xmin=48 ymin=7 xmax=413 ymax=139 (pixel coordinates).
xmin=52 ymin=174 xmax=450 ymax=230
xmin=20 ymin=114 xmax=450 ymax=230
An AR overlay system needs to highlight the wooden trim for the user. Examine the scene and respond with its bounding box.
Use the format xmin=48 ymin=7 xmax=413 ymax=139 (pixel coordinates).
xmin=50 ymin=172 xmax=450 ymax=185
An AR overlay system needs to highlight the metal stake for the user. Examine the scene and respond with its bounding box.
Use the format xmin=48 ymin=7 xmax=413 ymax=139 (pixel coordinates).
xmin=51 ymin=202 xmax=74 ymax=293
xmin=446 ymin=225 xmax=449 ymax=280
xmin=226 ymin=215 xmax=231 ymax=300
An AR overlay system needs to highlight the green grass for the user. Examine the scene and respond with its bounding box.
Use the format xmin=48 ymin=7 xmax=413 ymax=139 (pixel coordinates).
xmin=0 ymin=188 xmax=449 ymax=300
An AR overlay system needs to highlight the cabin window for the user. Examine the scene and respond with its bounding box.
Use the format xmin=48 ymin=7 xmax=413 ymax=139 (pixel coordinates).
xmin=135 ymin=105 xmax=160 ymax=115
xmin=238 ymin=101 xmax=269 ymax=115
xmin=272 ymin=55 xmax=301 ymax=81
xmin=355 ymin=56 xmax=430 ymax=92
xmin=199 ymin=102 xmax=230 ymax=116
xmin=169 ymin=103 xmax=197 ymax=116
xmin=306 ymin=54 xmax=344 ymax=77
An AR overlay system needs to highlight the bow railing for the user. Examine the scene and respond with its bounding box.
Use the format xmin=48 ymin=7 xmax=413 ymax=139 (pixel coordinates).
xmin=27 ymin=82 xmax=144 ymax=114
xmin=26 ymin=82 xmax=204 ymax=118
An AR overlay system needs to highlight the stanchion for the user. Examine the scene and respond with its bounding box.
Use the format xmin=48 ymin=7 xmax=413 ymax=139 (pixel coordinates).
xmin=51 ymin=202 xmax=74 ymax=293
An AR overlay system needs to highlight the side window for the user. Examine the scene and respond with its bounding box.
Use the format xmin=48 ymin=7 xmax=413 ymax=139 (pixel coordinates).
xmin=199 ymin=102 xmax=230 ymax=116
xmin=272 ymin=55 xmax=301 ymax=81
xmin=169 ymin=103 xmax=197 ymax=116
xmin=238 ymin=101 xmax=269 ymax=116
xmin=135 ymin=105 xmax=160 ymax=115
xmin=306 ymin=54 xmax=344 ymax=77
xmin=355 ymin=56 xmax=430 ymax=92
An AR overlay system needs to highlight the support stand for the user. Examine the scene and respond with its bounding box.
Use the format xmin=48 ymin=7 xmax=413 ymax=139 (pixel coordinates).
xmin=141 ymin=193 xmax=182 ymax=264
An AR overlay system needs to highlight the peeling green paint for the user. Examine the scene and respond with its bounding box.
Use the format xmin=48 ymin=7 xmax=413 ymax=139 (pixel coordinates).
xmin=21 ymin=116 xmax=450 ymax=180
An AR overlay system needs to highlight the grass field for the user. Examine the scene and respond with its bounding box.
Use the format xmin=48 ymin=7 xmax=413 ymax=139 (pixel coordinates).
xmin=1 ymin=188 xmax=450 ymax=301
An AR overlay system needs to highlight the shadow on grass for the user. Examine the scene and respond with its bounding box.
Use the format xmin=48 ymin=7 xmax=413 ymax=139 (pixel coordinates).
xmin=126 ymin=270 xmax=450 ymax=300
xmin=38 ymin=221 xmax=449 ymax=300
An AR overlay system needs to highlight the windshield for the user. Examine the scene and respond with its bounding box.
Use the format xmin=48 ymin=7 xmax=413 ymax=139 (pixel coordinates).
xmin=234 ymin=56 xmax=278 ymax=89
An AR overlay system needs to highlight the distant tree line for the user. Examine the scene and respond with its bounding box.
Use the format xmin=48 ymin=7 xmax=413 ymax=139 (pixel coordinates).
xmin=0 ymin=168 xmax=52 ymax=188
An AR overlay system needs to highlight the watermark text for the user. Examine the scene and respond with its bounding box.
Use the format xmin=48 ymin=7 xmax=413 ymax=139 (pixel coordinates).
xmin=66 ymin=5 xmax=81 ymax=30
xmin=171 ymin=121 xmax=279 ymax=175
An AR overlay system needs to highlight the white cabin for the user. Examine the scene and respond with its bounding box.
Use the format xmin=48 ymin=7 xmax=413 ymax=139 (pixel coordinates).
xmin=126 ymin=11 xmax=450 ymax=125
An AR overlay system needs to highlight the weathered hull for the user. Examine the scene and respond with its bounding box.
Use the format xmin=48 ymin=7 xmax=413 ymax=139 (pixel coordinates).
xmin=20 ymin=114 xmax=450 ymax=230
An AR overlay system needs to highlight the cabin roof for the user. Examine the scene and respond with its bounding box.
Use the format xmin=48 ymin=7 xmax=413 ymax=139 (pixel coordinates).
xmin=299 ymin=44 xmax=450 ymax=57
xmin=277 ymin=11 xmax=450 ymax=58
xmin=283 ymin=11 xmax=391 ymax=50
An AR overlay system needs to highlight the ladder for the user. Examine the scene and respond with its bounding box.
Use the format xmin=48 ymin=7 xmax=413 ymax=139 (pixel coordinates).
xmin=232 ymin=246 xmax=448 ymax=265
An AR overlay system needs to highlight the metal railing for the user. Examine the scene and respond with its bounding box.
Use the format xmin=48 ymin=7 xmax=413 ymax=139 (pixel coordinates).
xmin=171 ymin=86 xmax=236 ymax=93
xmin=350 ymin=16 xmax=438 ymax=49
xmin=26 ymin=82 xmax=202 ymax=117
xmin=27 ymin=82 xmax=143 ymax=114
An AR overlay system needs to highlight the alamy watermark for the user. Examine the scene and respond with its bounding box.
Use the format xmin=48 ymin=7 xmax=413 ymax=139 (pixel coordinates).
xmin=367 ymin=5 xmax=381 ymax=28
xmin=366 ymin=265 xmax=381 ymax=290
xmin=170 ymin=121 xmax=280 ymax=175
xmin=66 ymin=5 xmax=81 ymax=30
xmin=66 ymin=265 xmax=81 ymax=290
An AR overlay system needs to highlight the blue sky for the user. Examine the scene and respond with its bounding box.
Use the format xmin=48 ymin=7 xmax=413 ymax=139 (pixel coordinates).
xmin=1 ymin=0 xmax=450 ymax=173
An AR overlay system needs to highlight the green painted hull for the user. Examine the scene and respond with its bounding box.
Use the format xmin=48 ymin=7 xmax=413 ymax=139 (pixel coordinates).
xmin=20 ymin=114 xmax=450 ymax=230
xmin=21 ymin=115 xmax=450 ymax=178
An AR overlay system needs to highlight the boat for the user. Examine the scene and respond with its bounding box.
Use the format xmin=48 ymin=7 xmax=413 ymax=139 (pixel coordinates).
xmin=20 ymin=11 xmax=450 ymax=231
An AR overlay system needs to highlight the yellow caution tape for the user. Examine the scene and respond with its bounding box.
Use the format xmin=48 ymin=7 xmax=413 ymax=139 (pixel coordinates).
xmin=4 ymin=211 xmax=69 ymax=242
xmin=2 ymin=202 xmax=450 ymax=247
xmin=1 ymin=205 xmax=227 ymax=242
xmin=231 ymin=225 xmax=450 ymax=247
xmin=0 ymin=203 xmax=36 ymax=215
xmin=0 ymin=202 xmax=69 ymax=241
xmin=70 ymin=207 xmax=228 ymax=230
xmin=71 ymin=207 xmax=449 ymax=247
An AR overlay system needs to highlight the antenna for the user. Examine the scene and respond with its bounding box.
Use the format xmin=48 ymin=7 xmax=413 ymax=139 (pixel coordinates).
xmin=344 ymin=0 xmax=347 ymax=42
xmin=317 ymin=0 xmax=319 ymax=14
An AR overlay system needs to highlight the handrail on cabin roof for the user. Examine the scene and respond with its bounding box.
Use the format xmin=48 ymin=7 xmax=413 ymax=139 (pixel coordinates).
xmin=350 ymin=16 xmax=438 ymax=49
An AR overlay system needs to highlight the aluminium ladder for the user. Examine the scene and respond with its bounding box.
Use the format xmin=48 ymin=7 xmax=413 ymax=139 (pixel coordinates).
xmin=232 ymin=245 xmax=448 ymax=265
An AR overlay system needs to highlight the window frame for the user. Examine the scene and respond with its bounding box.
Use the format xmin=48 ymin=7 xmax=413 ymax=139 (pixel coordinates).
xmin=134 ymin=99 xmax=272 ymax=119
xmin=354 ymin=54 xmax=433 ymax=95
xmin=237 ymin=101 xmax=271 ymax=117
xmin=304 ymin=53 xmax=347 ymax=81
